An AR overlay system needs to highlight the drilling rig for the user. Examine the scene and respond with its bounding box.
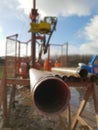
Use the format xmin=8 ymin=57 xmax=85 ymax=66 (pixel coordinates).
xmin=0 ymin=0 xmax=70 ymax=119
xmin=29 ymin=0 xmax=57 ymax=68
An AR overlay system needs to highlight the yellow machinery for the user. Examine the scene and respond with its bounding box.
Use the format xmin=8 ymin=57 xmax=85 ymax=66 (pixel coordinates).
xmin=29 ymin=21 xmax=51 ymax=34
xmin=29 ymin=17 xmax=57 ymax=34
xmin=29 ymin=16 xmax=57 ymax=62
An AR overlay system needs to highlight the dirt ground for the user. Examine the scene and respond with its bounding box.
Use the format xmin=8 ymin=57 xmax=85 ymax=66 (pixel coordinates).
xmin=1 ymin=86 xmax=70 ymax=130
xmin=0 ymin=84 xmax=98 ymax=130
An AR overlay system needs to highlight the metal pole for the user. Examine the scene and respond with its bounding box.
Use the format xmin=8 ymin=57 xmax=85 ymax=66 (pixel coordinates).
xmin=61 ymin=45 xmax=63 ymax=66
xmin=33 ymin=0 xmax=36 ymax=9
xmin=65 ymin=42 xmax=68 ymax=66
xmin=31 ymin=0 xmax=36 ymax=68
xmin=48 ymin=44 xmax=50 ymax=62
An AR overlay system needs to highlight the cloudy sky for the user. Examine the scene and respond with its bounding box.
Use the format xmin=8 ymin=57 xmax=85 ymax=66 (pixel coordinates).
xmin=0 ymin=0 xmax=98 ymax=56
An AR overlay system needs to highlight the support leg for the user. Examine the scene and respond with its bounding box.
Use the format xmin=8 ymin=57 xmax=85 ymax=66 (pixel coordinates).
xmin=2 ymin=72 xmax=7 ymax=119
xmin=66 ymin=104 xmax=71 ymax=130
xmin=71 ymin=84 xmax=93 ymax=130
xmin=92 ymin=84 xmax=98 ymax=126
xmin=8 ymin=85 xmax=16 ymax=113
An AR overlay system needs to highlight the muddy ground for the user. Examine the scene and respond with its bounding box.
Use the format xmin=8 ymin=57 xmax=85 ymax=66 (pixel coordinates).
xmin=0 ymin=85 xmax=98 ymax=130
xmin=1 ymin=86 xmax=70 ymax=130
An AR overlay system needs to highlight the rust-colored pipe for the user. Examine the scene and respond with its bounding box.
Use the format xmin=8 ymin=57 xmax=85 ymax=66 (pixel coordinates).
xmin=29 ymin=68 xmax=70 ymax=115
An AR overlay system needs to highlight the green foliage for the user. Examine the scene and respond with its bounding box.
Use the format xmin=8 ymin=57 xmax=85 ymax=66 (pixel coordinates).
xmin=0 ymin=66 xmax=4 ymax=79
xmin=0 ymin=57 xmax=5 ymax=64
xmin=0 ymin=57 xmax=5 ymax=79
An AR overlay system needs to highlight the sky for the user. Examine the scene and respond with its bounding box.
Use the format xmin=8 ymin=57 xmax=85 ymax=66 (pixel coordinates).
xmin=0 ymin=0 xmax=98 ymax=56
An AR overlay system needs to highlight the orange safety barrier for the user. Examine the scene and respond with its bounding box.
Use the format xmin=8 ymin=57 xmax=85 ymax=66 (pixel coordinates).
xmin=44 ymin=59 xmax=51 ymax=71
xmin=54 ymin=60 xmax=61 ymax=67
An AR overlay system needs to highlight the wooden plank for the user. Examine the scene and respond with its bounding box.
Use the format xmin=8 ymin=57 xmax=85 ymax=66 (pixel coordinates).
xmin=8 ymin=85 xmax=16 ymax=113
xmin=71 ymin=105 xmax=97 ymax=127
xmin=92 ymin=85 xmax=98 ymax=126
xmin=1 ymin=72 xmax=7 ymax=119
xmin=71 ymin=84 xmax=93 ymax=130
xmin=78 ymin=116 xmax=93 ymax=130
xmin=6 ymin=78 xmax=30 ymax=86
xmin=6 ymin=79 xmax=94 ymax=88
xmin=6 ymin=77 xmax=93 ymax=88
xmin=66 ymin=104 xmax=71 ymax=129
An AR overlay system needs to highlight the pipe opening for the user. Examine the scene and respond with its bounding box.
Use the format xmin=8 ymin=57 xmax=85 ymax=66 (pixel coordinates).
xmin=79 ymin=69 xmax=88 ymax=78
xmin=34 ymin=78 xmax=69 ymax=114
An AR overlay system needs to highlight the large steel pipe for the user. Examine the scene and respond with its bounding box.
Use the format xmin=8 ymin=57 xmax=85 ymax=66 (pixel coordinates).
xmin=29 ymin=68 xmax=70 ymax=114
xmin=52 ymin=67 xmax=88 ymax=78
